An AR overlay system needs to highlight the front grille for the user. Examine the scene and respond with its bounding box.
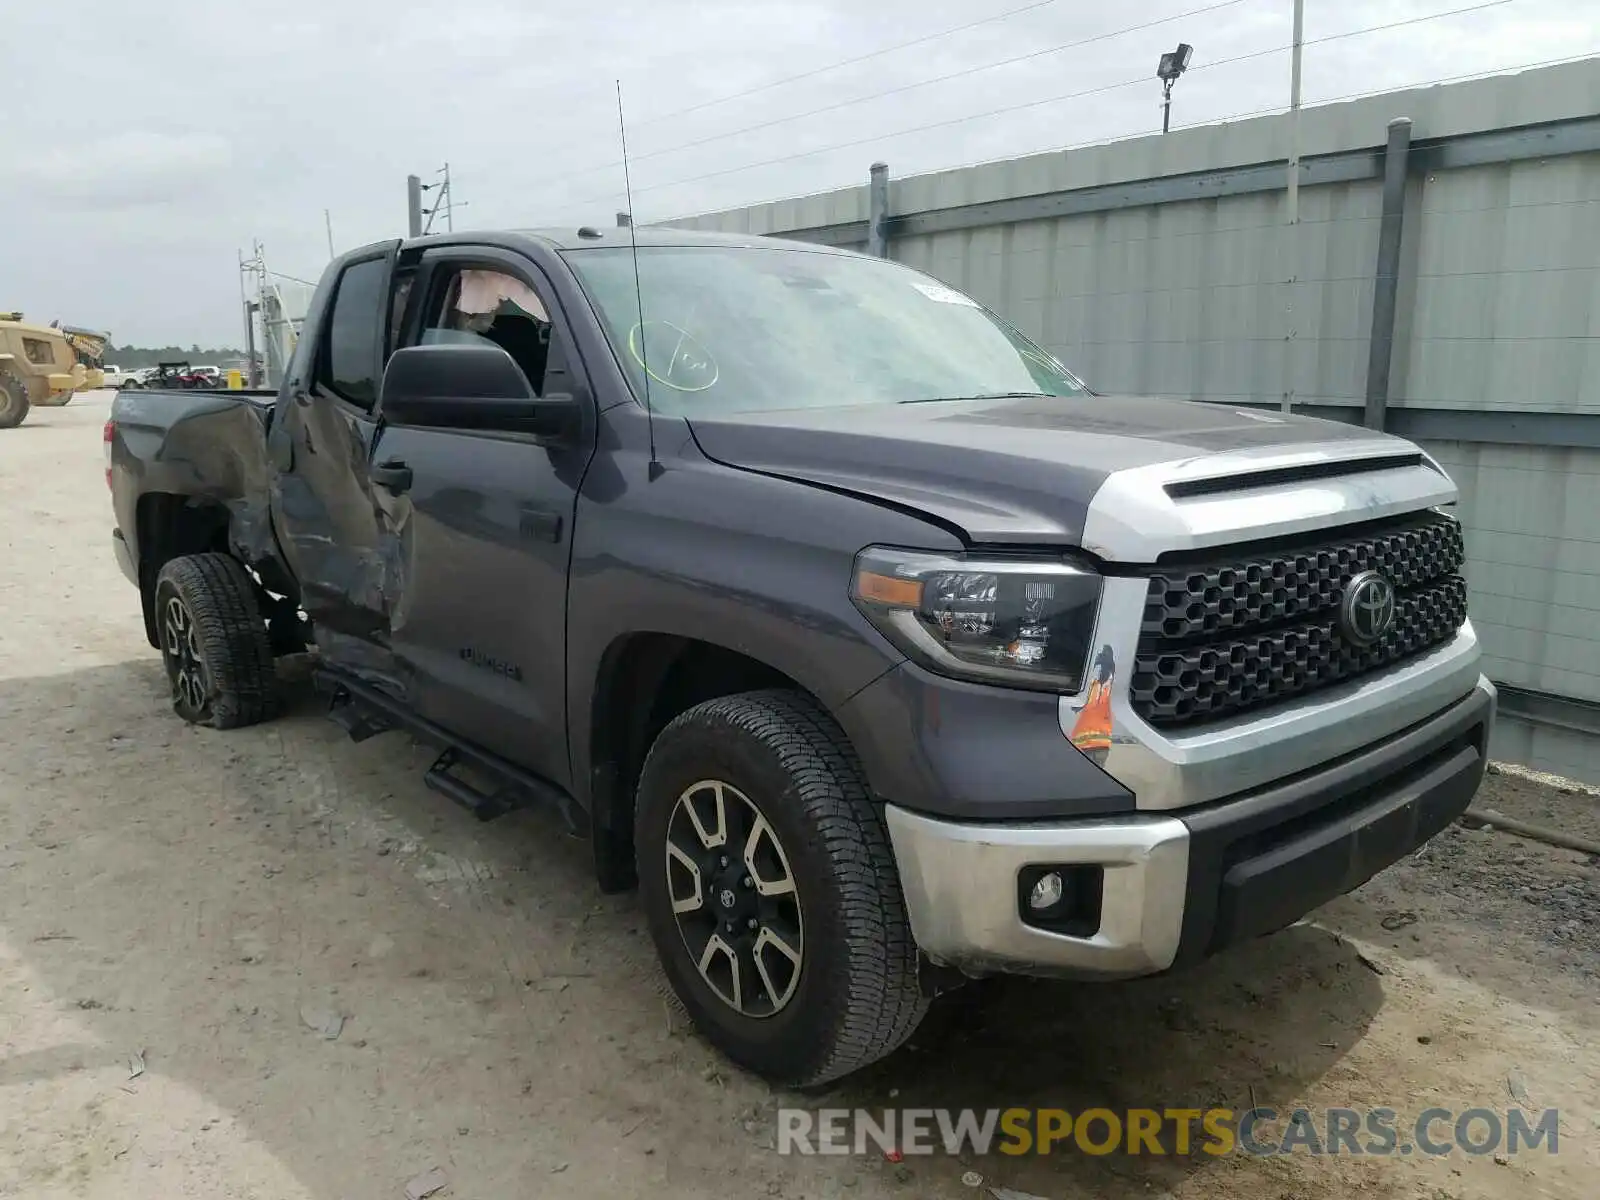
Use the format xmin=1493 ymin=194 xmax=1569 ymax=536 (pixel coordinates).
xmin=1131 ymin=512 xmax=1468 ymax=728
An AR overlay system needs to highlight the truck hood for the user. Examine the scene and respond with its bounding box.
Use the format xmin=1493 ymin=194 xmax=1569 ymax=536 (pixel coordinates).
xmin=686 ymin=394 xmax=1457 ymax=560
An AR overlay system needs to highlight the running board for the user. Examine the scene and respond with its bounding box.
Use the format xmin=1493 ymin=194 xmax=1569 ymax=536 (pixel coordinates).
xmin=312 ymin=667 xmax=582 ymax=830
xmin=424 ymin=748 xmax=523 ymax=821
xmin=326 ymin=689 xmax=394 ymax=742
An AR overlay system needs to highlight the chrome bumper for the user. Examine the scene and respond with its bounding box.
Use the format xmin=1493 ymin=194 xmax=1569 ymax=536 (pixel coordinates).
xmin=885 ymin=805 xmax=1190 ymax=978
xmin=886 ymin=674 xmax=1495 ymax=979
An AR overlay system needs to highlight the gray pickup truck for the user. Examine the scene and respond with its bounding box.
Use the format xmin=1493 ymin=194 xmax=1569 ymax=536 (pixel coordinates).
xmin=107 ymin=227 xmax=1495 ymax=1084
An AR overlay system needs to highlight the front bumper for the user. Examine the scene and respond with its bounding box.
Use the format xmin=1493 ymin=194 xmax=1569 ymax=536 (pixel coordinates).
xmin=886 ymin=674 xmax=1494 ymax=978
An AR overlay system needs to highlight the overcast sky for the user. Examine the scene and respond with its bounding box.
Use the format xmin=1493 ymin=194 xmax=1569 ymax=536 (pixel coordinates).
xmin=2 ymin=0 xmax=1591 ymax=347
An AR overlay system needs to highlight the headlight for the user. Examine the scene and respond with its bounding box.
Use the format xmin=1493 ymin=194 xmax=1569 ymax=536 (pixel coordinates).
xmin=850 ymin=546 xmax=1101 ymax=692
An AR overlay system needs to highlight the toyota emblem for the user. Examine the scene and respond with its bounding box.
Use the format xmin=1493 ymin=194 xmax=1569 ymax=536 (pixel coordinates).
xmin=1340 ymin=571 xmax=1396 ymax=646
xmin=718 ymin=888 xmax=736 ymax=909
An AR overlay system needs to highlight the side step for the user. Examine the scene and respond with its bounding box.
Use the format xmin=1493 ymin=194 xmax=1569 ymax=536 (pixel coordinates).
xmin=326 ymin=689 xmax=395 ymax=742
xmin=424 ymin=748 xmax=524 ymax=822
xmin=313 ymin=667 xmax=582 ymax=830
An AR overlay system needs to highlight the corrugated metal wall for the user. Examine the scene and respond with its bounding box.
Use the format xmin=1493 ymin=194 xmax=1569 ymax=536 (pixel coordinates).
xmin=674 ymin=59 xmax=1600 ymax=782
xmin=888 ymin=185 xmax=1384 ymax=408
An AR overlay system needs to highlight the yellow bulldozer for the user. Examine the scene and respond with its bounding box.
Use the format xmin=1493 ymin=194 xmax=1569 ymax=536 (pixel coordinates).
xmin=0 ymin=313 xmax=107 ymax=428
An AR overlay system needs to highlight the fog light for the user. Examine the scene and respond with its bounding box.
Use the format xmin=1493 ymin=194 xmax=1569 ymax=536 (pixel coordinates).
xmin=1028 ymin=871 xmax=1064 ymax=911
xmin=1018 ymin=865 xmax=1105 ymax=936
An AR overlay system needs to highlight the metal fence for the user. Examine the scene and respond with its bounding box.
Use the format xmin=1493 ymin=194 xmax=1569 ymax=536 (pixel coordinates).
xmin=672 ymin=58 xmax=1600 ymax=782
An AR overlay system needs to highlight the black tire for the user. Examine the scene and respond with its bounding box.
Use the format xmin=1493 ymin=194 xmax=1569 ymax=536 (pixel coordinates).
xmin=0 ymin=374 xmax=28 ymax=429
xmin=153 ymin=553 xmax=278 ymax=728
xmin=636 ymin=689 xmax=927 ymax=1085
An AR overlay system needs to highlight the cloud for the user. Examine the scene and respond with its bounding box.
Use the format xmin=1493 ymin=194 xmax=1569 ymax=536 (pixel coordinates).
xmin=18 ymin=130 xmax=234 ymax=209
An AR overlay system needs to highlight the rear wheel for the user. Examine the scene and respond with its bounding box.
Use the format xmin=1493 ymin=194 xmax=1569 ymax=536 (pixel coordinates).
xmin=153 ymin=554 xmax=278 ymax=728
xmin=0 ymin=374 xmax=28 ymax=428
xmin=636 ymin=689 xmax=926 ymax=1085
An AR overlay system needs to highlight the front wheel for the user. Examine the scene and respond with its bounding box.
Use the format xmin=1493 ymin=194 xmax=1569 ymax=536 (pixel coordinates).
xmin=153 ymin=554 xmax=278 ymax=728
xmin=636 ymin=689 xmax=927 ymax=1085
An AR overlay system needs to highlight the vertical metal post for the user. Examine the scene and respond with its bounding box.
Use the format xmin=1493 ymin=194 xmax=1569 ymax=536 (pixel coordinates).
xmin=324 ymin=208 xmax=336 ymax=258
xmin=406 ymin=174 xmax=424 ymax=237
xmin=867 ymin=162 xmax=890 ymax=257
xmin=1286 ymin=0 xmax=1304 ymax=224
xmin=617 ymin=211 xmax=632 ymax=227
xmin=1364 ymin=117 xmax=1413 ymax=431
xmin=237 ymin=248 xmax=251 ymax=363
xmin=243 ymin=301 xmax=260 ymax=387
xmin=1280 ymin=0 xmax=1305 ymax=413
xmin=1162 ymin=80 xmax=1173 ymax=134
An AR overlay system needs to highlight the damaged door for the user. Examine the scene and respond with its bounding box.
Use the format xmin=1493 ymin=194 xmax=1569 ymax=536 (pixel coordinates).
xmin=368 ymin=248 xmax=593 ymax=787
xmin=268 ymin=240 xmax=411 ymax=676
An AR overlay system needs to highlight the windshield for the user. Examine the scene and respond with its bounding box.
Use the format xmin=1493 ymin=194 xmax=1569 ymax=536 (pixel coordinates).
xmin=562 ymin=245 xmax=1086 ymax=415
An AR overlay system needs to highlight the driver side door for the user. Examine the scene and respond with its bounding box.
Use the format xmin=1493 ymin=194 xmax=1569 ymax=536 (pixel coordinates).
xmin=371 ymin=247 xmax=596 ymax=788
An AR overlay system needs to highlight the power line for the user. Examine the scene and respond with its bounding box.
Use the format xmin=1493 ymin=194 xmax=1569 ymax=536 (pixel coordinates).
xmin=898 ymin=47 xmax=1598 ymax=200
xmin=560 ymin=0 xmax=1515 ymax=210
xmin=537 ymin=0 xmax=1251 ymax=193
xmin=638 ymin=47 xmax=1596 ymax=226
xmin=1169 ymin=45 xmax=1592 ymax=130
xmin=521 ymin=0 xmax=1080 ymax=174
xmin=635 ymin=0 xmax=1071 ymax=127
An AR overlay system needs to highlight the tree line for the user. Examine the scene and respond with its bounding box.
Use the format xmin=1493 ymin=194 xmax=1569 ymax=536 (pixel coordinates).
xmin=105 ymin=344 xmax=247 ymax=369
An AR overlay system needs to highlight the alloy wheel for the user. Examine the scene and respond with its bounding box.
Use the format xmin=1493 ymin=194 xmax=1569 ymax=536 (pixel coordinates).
xmin=664 ymin=779 xmax=804 ymax=1018
xmin=161 ymin=594 xmax=210 ymax=714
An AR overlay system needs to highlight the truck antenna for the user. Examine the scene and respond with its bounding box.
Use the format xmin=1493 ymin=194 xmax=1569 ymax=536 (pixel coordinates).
xmin=616 ymin=80 xmax=661 ymax=480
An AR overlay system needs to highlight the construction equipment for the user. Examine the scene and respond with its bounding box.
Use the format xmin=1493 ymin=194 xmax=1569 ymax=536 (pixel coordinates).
xmin=0 ymin=313 xmax=105 ymax=428
xmin=56 ymin=322 xmax=111 ymax=369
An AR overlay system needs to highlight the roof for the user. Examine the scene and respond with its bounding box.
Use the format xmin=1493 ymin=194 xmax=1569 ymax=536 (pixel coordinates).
xmin=0 ymin=316 xmax=68 ymax=338
xmin=507 ymin=226 xmax=857 ymax=253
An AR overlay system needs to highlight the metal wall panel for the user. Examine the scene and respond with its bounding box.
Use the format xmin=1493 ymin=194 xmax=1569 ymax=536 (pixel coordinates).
xmin=887 ymin=181 xmax=1387 ymax=410
xmin=1401 ymin=156 xmax=1600 ymax=413
xmin=1426 ymin=441 xmax=1600 ymax=698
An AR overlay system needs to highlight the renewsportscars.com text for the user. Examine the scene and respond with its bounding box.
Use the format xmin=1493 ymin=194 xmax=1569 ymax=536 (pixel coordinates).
xmin=777 ymin=1106 xmax=1560 ymax=1158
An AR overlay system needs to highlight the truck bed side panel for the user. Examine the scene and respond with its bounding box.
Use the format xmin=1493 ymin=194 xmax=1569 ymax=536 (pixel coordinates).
xmin=110 ymin=389 xmax=282 ymax=577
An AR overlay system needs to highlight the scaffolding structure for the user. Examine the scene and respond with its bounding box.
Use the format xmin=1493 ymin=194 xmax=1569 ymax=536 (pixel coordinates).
xmin=238 ymin=243 xmax=316 ymax=388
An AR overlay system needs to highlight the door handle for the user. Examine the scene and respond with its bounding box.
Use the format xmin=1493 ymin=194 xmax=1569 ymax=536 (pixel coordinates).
xmin=370 ymin=460 xmax=413 ymax=493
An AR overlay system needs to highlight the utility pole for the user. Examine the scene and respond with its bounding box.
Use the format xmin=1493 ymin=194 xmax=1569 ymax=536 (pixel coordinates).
xmin=1282 ymin=0 xmax=1305 ymax=413
xmin=324 ymin=209 xmax=336 ymax=259
xmin=420 ymin=162 xmax=467 ymax=234
xmin=406 ymin=174 xmax=424 ymax=237
xmin=237 ymin=248 xmax=251 ymax=377
xmin=1286 ymin=0 xmax=1304 ymax=224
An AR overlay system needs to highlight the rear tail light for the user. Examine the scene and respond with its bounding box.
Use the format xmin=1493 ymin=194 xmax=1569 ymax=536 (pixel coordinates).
xmin=103 ymin=419 xmax=114 ymax=489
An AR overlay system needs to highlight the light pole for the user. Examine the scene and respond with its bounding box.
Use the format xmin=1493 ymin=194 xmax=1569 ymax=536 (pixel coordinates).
xmin=1157 ymin=43 xmax=1194 ymax=134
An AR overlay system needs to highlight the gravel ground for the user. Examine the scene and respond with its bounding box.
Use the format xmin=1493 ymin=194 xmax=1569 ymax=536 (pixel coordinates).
xmin=2 ymin=394 xmax=1597 ymax=1199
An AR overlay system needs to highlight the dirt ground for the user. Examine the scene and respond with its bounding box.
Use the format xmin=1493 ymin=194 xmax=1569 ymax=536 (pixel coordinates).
xmin=2 ymin=393 xmax=1597 ymax=1199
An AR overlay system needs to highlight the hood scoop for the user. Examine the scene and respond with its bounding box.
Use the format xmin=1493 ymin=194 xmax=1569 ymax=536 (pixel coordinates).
xmin=1163 ymin=452 xmax=1428 ymax=499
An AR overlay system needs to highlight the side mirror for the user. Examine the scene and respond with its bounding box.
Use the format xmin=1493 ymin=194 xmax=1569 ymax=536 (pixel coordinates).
xmin=378 ymin=344 xmax=581 ymax=441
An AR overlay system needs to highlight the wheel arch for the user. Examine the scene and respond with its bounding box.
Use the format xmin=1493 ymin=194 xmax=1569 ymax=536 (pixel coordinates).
xmin=134 ymin=494 xmax=233 ymax=647
xmin=585 ymin=632 xmax=865 ymax=890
